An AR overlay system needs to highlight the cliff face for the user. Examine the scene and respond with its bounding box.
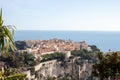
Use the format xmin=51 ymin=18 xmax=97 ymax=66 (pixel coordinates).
xmin=33 ymin=58 xmax=94 ymax=80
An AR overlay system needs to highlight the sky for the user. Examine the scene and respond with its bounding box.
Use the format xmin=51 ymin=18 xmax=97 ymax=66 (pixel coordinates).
xmin=0 ymin=0 xmax=120 ymax=31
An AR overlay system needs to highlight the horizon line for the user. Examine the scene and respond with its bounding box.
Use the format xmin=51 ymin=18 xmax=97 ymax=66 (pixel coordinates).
xmin=15 ymin=29 xmax=120 ymax=32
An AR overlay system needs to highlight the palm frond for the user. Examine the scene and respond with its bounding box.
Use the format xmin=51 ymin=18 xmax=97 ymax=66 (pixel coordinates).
xmin=0 ymin=9 xmax=3 ymax=28
xmin=0 ymin=9 xmax=17 ymax=54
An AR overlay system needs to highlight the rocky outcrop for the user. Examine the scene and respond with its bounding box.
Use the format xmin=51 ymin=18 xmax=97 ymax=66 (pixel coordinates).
xmin=30 ymin=58 xmax=94 ymax=80
xmin=89 ymin=45 xmax=100 ymax=52
xmin=15 ymin=41 xmax=27 ymax=50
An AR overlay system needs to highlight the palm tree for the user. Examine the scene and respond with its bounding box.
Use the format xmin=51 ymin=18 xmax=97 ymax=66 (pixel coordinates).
xmin=0 ymin=9 xmax=16 ymax=54
xmin=0 ymin=9 xmax=28 ymax=80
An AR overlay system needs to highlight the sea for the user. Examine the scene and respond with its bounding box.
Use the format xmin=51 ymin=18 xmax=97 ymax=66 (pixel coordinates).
xmin=14 ymin=30 xmax=120 ymax=52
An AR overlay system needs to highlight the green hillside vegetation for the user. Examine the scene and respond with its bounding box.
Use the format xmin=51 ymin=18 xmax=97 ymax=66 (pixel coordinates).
xmin=0 ymin=52 xmax=35 ymax=68
xmin=41 ymin=52 xmax=65 ymax=62
xmin=71 ymin=49 xmax=97 ymax=60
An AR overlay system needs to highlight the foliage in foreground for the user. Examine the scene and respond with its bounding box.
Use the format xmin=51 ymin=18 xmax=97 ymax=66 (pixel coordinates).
xmin=0 ymin=9 xmax=16 ymax=54
xmin=0 ymin=9 xmax=27 ymax=80
xmin=92 ymin=52 xmax=120 ymax=80
xmin=0 ymin=68 xmax=27 ymax=80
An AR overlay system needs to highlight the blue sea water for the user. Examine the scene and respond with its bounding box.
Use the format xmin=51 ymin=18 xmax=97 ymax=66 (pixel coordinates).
xmin=14 ymin=30 xmax=120 ymax=52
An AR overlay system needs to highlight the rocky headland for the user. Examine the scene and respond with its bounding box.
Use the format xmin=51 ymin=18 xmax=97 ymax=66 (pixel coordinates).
xmin=3 ymin=38 xmax=100 ymax=80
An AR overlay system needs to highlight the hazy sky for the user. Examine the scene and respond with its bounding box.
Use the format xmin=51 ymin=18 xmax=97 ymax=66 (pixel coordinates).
xmin=0 ymin=0 xmax=120 ymax=31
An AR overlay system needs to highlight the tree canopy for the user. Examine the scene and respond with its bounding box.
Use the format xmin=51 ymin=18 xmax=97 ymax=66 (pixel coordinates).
xmin=92 ymin=52 xmax=120 ymax=80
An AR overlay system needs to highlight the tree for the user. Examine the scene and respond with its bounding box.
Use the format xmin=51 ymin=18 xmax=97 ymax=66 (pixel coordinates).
xmin=92 ymin=52 xmax=120 ymax=80
xmin=0 ymin=9 xmax=16 ymax=54
xmin=22 ymin=52 xmax=35 ymax=66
